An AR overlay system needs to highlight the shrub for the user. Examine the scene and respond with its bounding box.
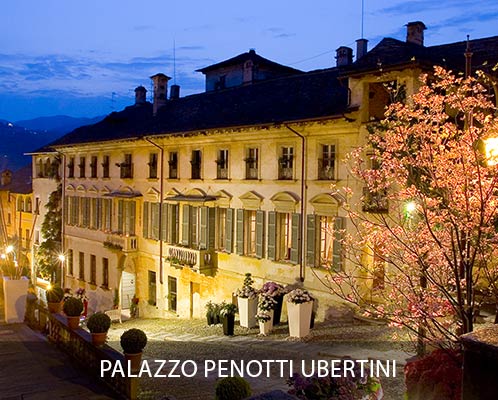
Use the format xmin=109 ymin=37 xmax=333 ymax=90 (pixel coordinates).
xmin=215 ymin=377 xmax=251 ymax=400
xmin=63 ymin=297 xmax=83 ymax=316
xmin=45 ymin=286 xmax=64 ymax=303
xmin=87 ymin=312 xmax=111 ymax=333
xmin=120 ymin=328 xmax=147 ymax=354
xmin=219 ymin=302 xmax=238 ymax=317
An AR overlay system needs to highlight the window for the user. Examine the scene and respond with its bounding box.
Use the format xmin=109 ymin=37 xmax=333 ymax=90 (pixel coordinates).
xmin=217 ymin=208 xmax=227 ymax=251
xmin=81 ymin=197 xmax=90 ymax=228
xmin=245 ymin=148 xmax=259 ymax=179
xmin=318 ymin=144 xmax=335 ymax=180
xmin=25 ymin=229 xmax=30 ymax=248
xmin=90 ymin=254 xmax=96 ymax=284
xmin=119 ymin=154 xmax=133 ymax=179
xmin=102 ymin=257 xmax=109 ymax=288
xmin=79 ymin=156 xmax=86 ymax=178
xmin=26 ymin=198 xmax=32 ymax=213
xmin=117 ymin=200 xmax=136 ymax=235
xmin=102 ymin=155 xmax=110 ymax=178
xmin=101 ymin=198 xmax=112 ymax=231
xmin=306 ymin=215 xmax=344 ymax=271
xmin=278 ymin=147 xmax=294 ymax=180
xmin=148 ymin=152 xmax=158 ymax=179
xmin=35 ymin=197 xmax=40 ymax=214
xmin=368 ymin=81 xmax=405 ymax=121
xmin=191 ymin=150 xmax=202 ymax=179
xmin=143 ymin=202 xmax=160 ymax=240
xmin=90 ymin=156 xmax=98 ymax=178
xmin=236 ymin=209 xmax=264 ymax=258
xmin=168 ymin=152 xmax=178 ymax=179
xmin=267 ymin=212 xmax=300 ymax=263
xmin=362 ymin=154 xmax=388 ymax=213
xmin=79 ymin=251 xmax=85 ymax=281
xmin=181 ymin=205 xmax=215 ymax=250
xmin=148 ymin=271 xmax=157 ymax=305
xmin=167 ymin=276 xmax=177 ymax=312
xmin=17 ymin=197 xmax=24 ymax=211
xmin=68 ymin=157 xmax=75 ymax=178
xmin=165 ymin=204 xmax=179 ymax=244
xmin=216 ymin=149 xmax=229 ymax=179
xmin=68 ymin=249 xmax=73 ymax=276
xmin=372 ymin=244 xmax=386 ymax=290
xmin=90 ymin=198 xmax=99 ymax=229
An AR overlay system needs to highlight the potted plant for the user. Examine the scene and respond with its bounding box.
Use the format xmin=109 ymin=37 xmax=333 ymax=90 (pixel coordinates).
xmin=286 ymin=288 xmax=314 ymax=338
xmin=63 ymin=296 xmax=84 ymax=330
xmin=236 ymin=273 xmax=258 ymax=328
xmin=256 ymin=312 xmax=272 ymax=335
xmin=205 ymin=301 xmax=216 ymax=325
xmin=45 ymin=285 xmax=64 ymax=313
xmin=86 ymin=312 xmax=111 ymax=346
xmin=260 ymin=281 xmax=287 ymax=325
xmin=1 ymin=249 xmax=30 ymax=323
xmin=120 ymin=328 xmax=147 ymax=371
xmin=257 ymin=292 xmax=277 ymax=328
xmin=220 ymin=302 xmax=237 ymax=336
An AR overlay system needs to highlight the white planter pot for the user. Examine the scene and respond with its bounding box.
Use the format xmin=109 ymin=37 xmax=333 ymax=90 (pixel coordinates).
xmin=238 ymin=296 xmax=258 ymax=328
xmin=258 ymin=309 xmax=274 ymax=335
xmin=287 ymin=301 xmax=313 ymax=338
xmin=2 ymin=277 xmax=29 ymax=323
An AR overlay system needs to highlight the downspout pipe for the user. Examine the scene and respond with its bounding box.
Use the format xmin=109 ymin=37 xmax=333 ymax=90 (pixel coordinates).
xmin=145 ymin=137 xmax=165 ymax=285
xmin=284 ymin=124 xmax=306 ymax=282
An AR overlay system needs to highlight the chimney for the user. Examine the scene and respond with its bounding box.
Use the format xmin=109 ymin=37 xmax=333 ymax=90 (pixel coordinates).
xmin=134 ymin=86 xmax=147 ymax=105
xmin=170 ymin=84 xmax=180 ymax=100
xmin=1 ymin=170 xmax=12 ymax=186
xmin=336 ymin=46 xmax=353 ymax=67
xmin=150 ymin=73 xmax=171 ymax=115
xmin=356 ymin=39 xmax=368 ymax=61
xmin=406 ymin=21 xmax=426 ymax=46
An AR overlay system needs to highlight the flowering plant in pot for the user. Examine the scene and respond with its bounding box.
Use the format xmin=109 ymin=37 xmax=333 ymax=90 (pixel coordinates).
xmin=256 ymin=311 xmax=272 ymax=335
xmin=220 ymin=302 xmax=237 ymax=336
xmin=86 ymin=312 xmax=111 ymax=346
xmin=261 ymin=281 xmax=287 ymax=325
xmin=120 ymin=328 xmax=148 ymax=371
xmin=236 ymin=273 xmax=258 ymax=328
xmin=45 ymin=286 xmax=64 ymax=313
xmin=62 ymin=297 xmax=83 ymax=330
xmin=286 ymin=288 xmax=314 ymax=338
xmin=257 ymin=292 xmax=277 ymax=329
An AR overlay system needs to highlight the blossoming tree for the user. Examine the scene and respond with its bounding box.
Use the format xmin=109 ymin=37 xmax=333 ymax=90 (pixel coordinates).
xmin=327 ymin=66 xmax=498 ymax=351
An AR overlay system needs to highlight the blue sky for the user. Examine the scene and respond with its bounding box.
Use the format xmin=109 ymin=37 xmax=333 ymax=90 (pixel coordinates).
xmin=1 ymin=0 xmax=497 ymax=121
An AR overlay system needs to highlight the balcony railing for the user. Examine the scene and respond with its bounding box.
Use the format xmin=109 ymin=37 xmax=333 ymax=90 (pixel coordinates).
xmin=165 ymin=245 xmax=216 ymax=276
xmin=104 ymin=234 xmax=138 ymax=252
xmin=278 ymin=166 xmax=293 ymax=180
xmin=217 ymin=166 xmax=228 ymax=179
xmin=318 ymin=158 xmax=335 ymax=180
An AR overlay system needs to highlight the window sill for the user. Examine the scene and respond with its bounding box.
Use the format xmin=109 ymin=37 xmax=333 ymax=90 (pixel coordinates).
xmin=147 ymin=177 xmax=159 ymax=181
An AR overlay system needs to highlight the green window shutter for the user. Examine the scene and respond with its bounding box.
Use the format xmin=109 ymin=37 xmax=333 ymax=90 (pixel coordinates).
xmin=181 ymin=204 xmax=190 ymax=246
xmin=171 ymin=204 xmax=178 ymax=244
xmin=96 ymin=198 xmax=102 ymax=229
xmin=118 ymin=200 xmax=123 ymax=233
xmin=333 ymin=216 xmax=345 ymax=271
xmin=143 ymin=202 xmax=149 ymax=239
xmin=306 ymin=214 xmax=316 ymax=267
xmin=290 ymin=213 xmax=301 ymax=264
xmin=236 ymin=209 xmax=244 ymax=255
xmin=199 ymin=206 xmax=208 ymax=249
xmin=267 ymin=211 xmax=276 ymax=260
xmin=208 ymin=207 xmax=216 ymax=249
xmin=151 ymin=203 xmax=159 ymax=240
xmin=256 ymin=210 xmax=265 ymax=259
xmin=129 ymin=201 xmax=136 ymax=235
xmin=225 ymin=208 xmax=233 ymax=253
xmin=161 ymin=203 xmax=167 ymax=242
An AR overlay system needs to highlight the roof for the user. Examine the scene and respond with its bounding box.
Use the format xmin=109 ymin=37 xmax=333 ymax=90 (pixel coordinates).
xmin=196 ymin=49 xmax=302 ymax=75
xmin=0 ymin=164 xmax=32 ymax=194
xmin=49 ymin=68 xmax=349 ymax=147
xmin=344 ymin=35 xmax=498 ymax=76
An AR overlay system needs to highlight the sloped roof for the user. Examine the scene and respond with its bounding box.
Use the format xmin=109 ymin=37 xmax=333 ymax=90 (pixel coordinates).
xmin=196 ymin=49 xmax=302 ymax=75
xmin=50 ymin=68 xmax=349 ymax=147
xmin=0 ymin=164 xmax=32 ymax=194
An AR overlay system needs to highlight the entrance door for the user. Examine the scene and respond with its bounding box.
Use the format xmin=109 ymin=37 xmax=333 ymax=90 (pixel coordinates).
xmin=121 ymin=271 xmax=136 ymax=309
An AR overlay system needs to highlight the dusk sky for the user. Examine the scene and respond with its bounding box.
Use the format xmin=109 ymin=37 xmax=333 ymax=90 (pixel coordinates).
xmin=1 ymin=0 xmax=497 ymax=121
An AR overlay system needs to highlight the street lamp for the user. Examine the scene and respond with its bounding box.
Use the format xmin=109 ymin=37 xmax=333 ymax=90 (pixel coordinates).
xmin=58 ymin=254 xmax=65 ymax=288
xmin=484 ymin=137 xmax=498 ymax=166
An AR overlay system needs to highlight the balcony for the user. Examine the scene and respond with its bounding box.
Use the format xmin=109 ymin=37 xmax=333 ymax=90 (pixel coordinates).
xmin=165 ymin=245 xmax=216 ymax=276
xmin=104 ymin=234 xmax=138 ymax=252
xmin=278 ymin=166 xmax=293 ymax=180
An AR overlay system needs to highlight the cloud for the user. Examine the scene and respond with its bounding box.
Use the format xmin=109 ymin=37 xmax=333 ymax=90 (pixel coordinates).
xmin=264 ymin=27 xmax=296 ymax=39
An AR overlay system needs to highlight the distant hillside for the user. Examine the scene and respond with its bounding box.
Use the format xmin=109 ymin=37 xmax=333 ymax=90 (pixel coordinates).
xmin=0 ymin=114 xmax=104 ymax=171
xmin=15 ymin=115 xmax=104 ymax=136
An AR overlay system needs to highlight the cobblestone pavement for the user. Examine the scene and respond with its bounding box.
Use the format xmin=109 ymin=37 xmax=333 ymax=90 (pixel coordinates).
xmin=106 ymin=315 xmax=412 ymax=399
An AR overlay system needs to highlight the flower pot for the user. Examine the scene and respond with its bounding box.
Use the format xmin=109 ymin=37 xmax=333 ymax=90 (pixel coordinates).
xmin=47 ymin=301 xmax=62 ymax=314
xmin=2 ymin=277 xmax=29 ymax=323
xmin=287 ymin=301 xmax=313 ymax=338
xmin=238 ymin=296 xmax=258 ymax=328
xmin=125 ymin=352 xmax=143 ymax=372
xmin=222 ymin=314 xmax=235 ymax=336
xmin=206 ymin=313 xmax=215 ymax=325
xmin=259 ymin=319 xmax=273 ymax=335
xmin=66 ymin=316 xmax=80 ymax=330
xmin=91 ymin=332 xmax=107 ymax=346
xmin=273 ymin=295 xmax=284 ymax=326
